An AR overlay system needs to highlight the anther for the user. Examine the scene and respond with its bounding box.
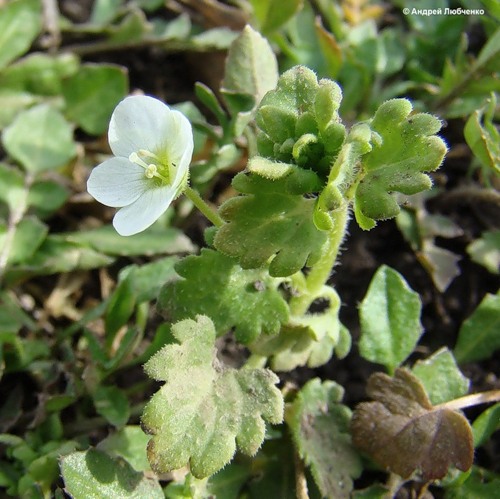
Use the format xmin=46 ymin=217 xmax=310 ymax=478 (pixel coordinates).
xmin=145 ymin=164 xmax=157 ymax=178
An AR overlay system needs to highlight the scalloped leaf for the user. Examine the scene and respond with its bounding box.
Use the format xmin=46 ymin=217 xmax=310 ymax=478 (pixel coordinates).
xmin=214 ymin=173 xmax=328 ymax=277
xmin=287 ymin=379 xmax=362 ymax=498
xmin=141 ymin=316 xmax=284 ymax=478
xmin=354 ymin=99 xmax=447 ymax=228
xmin=159 ymin=248 xmax=289 ymax=343
xmin=351 ymin=369 xmax=474 ymax=481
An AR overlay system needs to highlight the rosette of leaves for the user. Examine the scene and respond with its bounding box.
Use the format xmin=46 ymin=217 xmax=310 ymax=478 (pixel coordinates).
xmin=255 ymin=65 xmax=346 ymax=180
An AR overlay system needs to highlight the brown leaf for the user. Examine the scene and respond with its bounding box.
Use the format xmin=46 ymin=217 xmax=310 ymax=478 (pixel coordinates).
xmin=351 ymin=368 xmax=474 ymax=481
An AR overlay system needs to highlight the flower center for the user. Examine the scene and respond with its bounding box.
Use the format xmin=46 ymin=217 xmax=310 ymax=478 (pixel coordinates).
xmin=129 ymin=149 xmax=173 ymax=185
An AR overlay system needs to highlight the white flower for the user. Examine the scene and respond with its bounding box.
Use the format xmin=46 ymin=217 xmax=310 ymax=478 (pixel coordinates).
xmin=87 ymin=95 xmax=193 ymax=236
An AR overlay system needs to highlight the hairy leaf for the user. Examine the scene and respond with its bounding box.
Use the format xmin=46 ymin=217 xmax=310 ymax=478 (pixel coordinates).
xmin=354 ymin=99 xmax=447 ymax=227
xmin=255 ymin=65 xmax=345 ymax=177
xmin=359 ymin=265 xmax=423 ymax=373
xmin=142 ymin=316 xmax=283 ymax=478
xmin=159 ymin=249 xmax=289 ymax=343
xmin=288 ymin=379 xmax=362 ymax=498
xmin=214 ymin=173 xmax=328 ymax=277
xmin=221 ymin=25 xmax=277 ymax=135
xmin=351 ymin=369 xmax=474 ymax=481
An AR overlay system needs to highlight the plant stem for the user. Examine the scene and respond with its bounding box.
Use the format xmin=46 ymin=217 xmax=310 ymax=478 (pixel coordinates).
xmin=184 ymin=185 xmax=224 ymax=227
xmin=435 ymin=389 xmax=500 ymax=412
xmin=290 ymin=203 xmax=349 ymax=315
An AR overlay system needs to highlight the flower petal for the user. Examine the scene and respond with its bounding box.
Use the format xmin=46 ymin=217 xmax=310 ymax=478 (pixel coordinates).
xmin=112 ymin=185 xmax=177 ymax=236
xmin=160 ymin=109 xmax=194 ymax=165
xmin=87 ymin=157 xmax=148 ymax=208
xmin=109 ymin=95 xmax=174 ymax=157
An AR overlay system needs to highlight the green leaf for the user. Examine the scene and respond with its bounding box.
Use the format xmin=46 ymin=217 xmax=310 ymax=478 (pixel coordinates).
xmin=464 ymin=93 xmax=500 ymax=173
xmin=444 ymin=466 xmax=500 ymax=499
xmin=207 ymin=464 xmax=251 ymax=499
xmin=0 ymin=217 xmax=48 ymax=265
xmin=472 ymin=403 xmax=500 ymax=448
xmin=60 ymin=449 xmax=163 ymax=499
xmin=474 ymin=27 xmax=500 ymax=71
xmin=194 ymin=82 xmax=228 ymax=129
xmin=65 ymin=225 xmax=194 ymax=257
xmin=467 ymin=230 xmax=500 ymax=274
xmin=0 ymin=90 xmax=37 ymax=129
xmin=221 ymin=25 xmax=278 ymax=135
xmin=28 ymin=180 xmax=68 ymax=217
xmin=142 ymin=316 xmax=284 ymax=478
xmin=98 ymin=426 xmax=151 ymax=472
xmin=454 ymin=292 xmax=500 ymax=363
xmin=62 ymin=64 xmax=128 ymax=135
xmin=0 ymin=163 xmax=25 ymax=211
xmin=105 ymin=277 xmax=136 ymax=340
xmin=247 ymin=433 xmax=296 ymax=498
xmin=214 ymin=173 xmax=328 ymax=277
xmin=359 ymin=265 xmax=423 ymax=373
xmin=93 ymin=386 xmax=130 ymax=428
xmin=221 ymin=25 xmax=278 ymax=110
xmin=5 ymin=236 xmax=113 ymax=283
xmin=0 ymin=52 xmax=79 ymax=96
xmin=288 ymin=378 xmax=362 ymax=498
xmin=118 ymin=256 xmax=178 ymax=303
xmin=160 ymin=249 xmax=288 ymax=343
xmin=2 ymin=104 xmax=76 ymax=173
xmin=0 ymin=0 xmax=42 ymax=70
xmin=354 ymin=99 xmax=447 ymax=227
xmin=351 ymin=369 xmax=474 ymax=481
xmin=250 ymin=285 xmax=348 ymax=371
xmin=249 ymin=0 xmax=303 ymax=33
xmin=412 ymin=348 xmax=469 ymax=405
xmin=255 ymin=66 xmax=345 ymax=177
xmin=90 ymin=0 xmax=123 ymax=25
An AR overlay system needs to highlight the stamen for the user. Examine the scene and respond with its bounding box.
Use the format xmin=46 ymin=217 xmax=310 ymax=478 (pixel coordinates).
xmin=138 ymin=149 xmax=160 ymax=161
xmin=145 ymin=164 xmax=157 ymax=178
xmin=129 ymin=152 xmax=149 ymax=169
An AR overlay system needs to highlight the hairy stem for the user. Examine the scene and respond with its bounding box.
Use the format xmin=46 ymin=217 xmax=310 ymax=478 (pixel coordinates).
xmin=184 ymin=186 xmax=224 ymax=227
xmin=290 ymin=203 xmax=349 ymax=315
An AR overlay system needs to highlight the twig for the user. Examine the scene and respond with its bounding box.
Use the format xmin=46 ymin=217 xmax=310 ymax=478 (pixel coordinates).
xmin=435 ymin=390 xmax=500 ymax=412
xmin=294 ymin=451 xmax=309 ymax=499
